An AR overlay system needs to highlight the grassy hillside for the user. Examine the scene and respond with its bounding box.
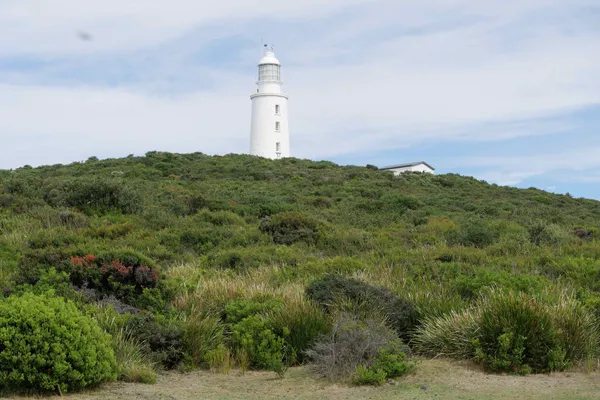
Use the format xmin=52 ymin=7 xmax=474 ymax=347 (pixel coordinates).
xmin=1 ymin=151 xmax=600 ymax=393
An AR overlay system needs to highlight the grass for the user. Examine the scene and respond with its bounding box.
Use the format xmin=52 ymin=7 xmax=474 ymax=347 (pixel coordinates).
xmin=31 ymin=358 xmax=599 ymax=400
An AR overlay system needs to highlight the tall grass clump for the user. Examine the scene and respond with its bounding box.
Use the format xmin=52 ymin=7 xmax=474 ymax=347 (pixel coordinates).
xmin=182 ymin=311 xmax=225 ymax=367
xmin=551 ymin=294 xmax=599 ymax=366
xmin=94 ymin=306 xmax=157 ymax=384
xmin=412 ymin=307 xmax=480 ymax=358
xmin=413 ymin=289 xmax=599 ymax=375
xmin=111 ymin=327 xmax=157 ymax=384
xmin=474 ymin=290 xmax=566 ymax=374
xmin=267 ymin=296 xmax=331 ymax=364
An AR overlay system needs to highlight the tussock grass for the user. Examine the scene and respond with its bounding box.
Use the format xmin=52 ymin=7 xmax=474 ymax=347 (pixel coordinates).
xmin=111 ymin=326 xmax=157 ymax=384
xmin=412 ymin=307 xmax=480 ymax=358
xmin=182 ymin=311 xmax=225 ymax=367
xmin=412 ymin=289 xmax=599 ymax=373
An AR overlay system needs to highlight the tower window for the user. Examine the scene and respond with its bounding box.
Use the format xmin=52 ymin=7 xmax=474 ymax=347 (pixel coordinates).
xmin=275 ymin=105 xmax=280 ymax=114
xmin=276 ymin=142 xmax=281 ymax=152
xmin=275 ymin=121 xmax=280 ymax=132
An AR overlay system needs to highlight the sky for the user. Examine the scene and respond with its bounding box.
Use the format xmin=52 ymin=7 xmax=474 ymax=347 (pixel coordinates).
xmin=0 ymin=0 xmax=599 ymax=199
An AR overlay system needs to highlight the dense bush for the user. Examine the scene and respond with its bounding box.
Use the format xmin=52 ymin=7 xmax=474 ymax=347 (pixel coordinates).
xmin=221 ymin=299 xmax=290 ymax=373
xmin=259 ymin=211 xmax=321 ymax=245
xmin=0 ymin=293 xmax=117 ymax=393
xmin=15 ymin=247 xmax=170 ymax=310
xmin=447 ymin=219 xmax=499 ymax=248
xmin=230 ymin=315 xmax=288 ymax=373
xmin=306 ymin=275 xmax=417 ymax=341
xmin=47 ymin=178 xmax=143 ymax=215
xmin=124 ymin=313 xmax=186 ymax=369
xmin=224 ymin=298 xmax=283 ymax=324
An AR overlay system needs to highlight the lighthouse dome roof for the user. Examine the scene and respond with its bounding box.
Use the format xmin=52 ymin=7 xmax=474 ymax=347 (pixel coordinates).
xmin=259 ymin=49 xmax=280 ymax=65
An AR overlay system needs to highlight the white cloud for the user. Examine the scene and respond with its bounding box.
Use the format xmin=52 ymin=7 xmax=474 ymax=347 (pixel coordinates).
xmin=450 ymin=147 xmax=600 ymax=186
xmin=0 ymin=0 xmax=599 ymax=170
xmin=0 ymin=0 xmax=376 ymax=55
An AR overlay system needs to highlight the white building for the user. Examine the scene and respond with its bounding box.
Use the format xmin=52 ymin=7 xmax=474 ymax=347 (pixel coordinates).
xmin=381 ymin=161 xmax=435 ymax=175
xmin=249 ymin=46 xmax=290 ymax=159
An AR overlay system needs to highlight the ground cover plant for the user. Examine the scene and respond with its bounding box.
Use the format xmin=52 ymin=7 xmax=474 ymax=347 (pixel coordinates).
xmin=1 ymin=151 xmax=600 ymax=394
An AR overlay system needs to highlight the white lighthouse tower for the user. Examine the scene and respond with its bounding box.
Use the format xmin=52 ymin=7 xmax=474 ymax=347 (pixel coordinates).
xmin=250 ymin=45 xmax=290 ymax=159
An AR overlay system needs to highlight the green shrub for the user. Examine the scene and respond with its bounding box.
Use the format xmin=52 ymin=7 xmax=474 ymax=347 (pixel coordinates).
xmin=0 ymin=293 xmax=117 ymax=393
xmin=306 ymin=275 xmax=417 ymax=341
xmin=259 ymin=211 xmax=321 ymax=245
xmin=379 ymin=193 xmax=423 ymax=213
xmin=527 ymin=222 xmax=570 ymax=246
xmin=353 ymin=365 xmax=387 ymax=385
xmin=48 ymin=178 xmax=142 ymax=215
xmin=452 ymin=270 xmax=548 ymax=299
xmin=354 ymin=347 xmax=413 ymax=386
xmin=16 ymin=247 xmax=70 ymax=284
xmin=370 ymin=346 xmax=413 ymax=378
xmin=447 ymin=220 xmax=498 ymax=248
xmin=230 ymin=315 xmax=288 ymax=372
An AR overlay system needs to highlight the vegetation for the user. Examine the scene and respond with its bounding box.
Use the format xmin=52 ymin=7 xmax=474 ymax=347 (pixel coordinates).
xmin=304 ymin=313 xmax=413 ymax=384
xmin=1 ymin=151 xmax=600 ymax=393
xmin=0 ymin=293 xmax=117 ymax=394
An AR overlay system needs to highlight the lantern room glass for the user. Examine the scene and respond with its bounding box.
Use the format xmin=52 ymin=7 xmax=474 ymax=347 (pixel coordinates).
xmin=259 ymin=64 xmax=281 ymax=81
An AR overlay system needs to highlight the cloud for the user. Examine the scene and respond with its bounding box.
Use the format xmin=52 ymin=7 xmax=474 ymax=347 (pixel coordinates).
xmin=450 ymin=146 xmax=600 ymax=186
xmin=0 ymin=0 xmax=375 ymax=56
xmin=0 ymin=0 xmax=599 ymax=173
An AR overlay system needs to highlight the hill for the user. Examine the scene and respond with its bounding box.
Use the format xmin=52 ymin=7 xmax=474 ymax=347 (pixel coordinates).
xmin=0 ymin=151 xmax=599 ymax=394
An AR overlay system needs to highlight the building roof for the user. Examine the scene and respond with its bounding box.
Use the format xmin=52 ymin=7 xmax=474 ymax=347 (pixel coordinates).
xmin=380 ymin=161 xmax=435 ymax=171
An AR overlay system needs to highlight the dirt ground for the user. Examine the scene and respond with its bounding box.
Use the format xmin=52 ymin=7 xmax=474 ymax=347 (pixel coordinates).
xmin=7 ymin=359 xmax=600 ymax=400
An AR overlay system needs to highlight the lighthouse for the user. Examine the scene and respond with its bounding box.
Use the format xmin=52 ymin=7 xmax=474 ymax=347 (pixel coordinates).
xmin=250 ymin=45 xmax=290 ymax=159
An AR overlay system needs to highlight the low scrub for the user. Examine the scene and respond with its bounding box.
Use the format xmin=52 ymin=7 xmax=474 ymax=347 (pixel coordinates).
xmin=304 ymin=313 xmax=413 ymax=383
